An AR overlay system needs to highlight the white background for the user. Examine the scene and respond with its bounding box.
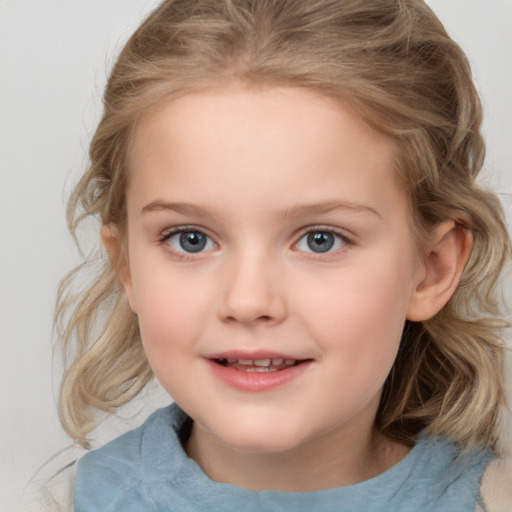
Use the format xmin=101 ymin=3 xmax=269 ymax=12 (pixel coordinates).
xmin=1 ymin=1 xmax=511 ymax=510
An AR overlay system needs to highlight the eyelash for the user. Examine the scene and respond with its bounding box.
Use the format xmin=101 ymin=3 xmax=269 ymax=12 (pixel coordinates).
xmin=293 ymin=226 xmax=353 ymax=260
xmin=159 ymin=226 xmax=218 ymax=261
xmin=158 ymin=225 xmax=354 ymax=260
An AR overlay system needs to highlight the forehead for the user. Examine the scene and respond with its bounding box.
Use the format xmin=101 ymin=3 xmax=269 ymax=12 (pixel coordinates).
xmin=126 ymin=86 xmax=405 ymax=221
xmin=130 ymin=86 xmax=393 ymax=160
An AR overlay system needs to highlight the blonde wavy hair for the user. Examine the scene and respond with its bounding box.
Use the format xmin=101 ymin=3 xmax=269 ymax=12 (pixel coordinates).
xmin=57 ymin=0 xmax=510 ymax=450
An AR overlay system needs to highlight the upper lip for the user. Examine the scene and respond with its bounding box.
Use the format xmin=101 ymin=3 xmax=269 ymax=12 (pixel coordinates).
xmin=206 ymin=350 xmax=306 ymax=361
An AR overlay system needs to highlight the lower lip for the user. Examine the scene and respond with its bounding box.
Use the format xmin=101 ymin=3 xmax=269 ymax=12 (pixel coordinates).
xmin=206 ymin=359 xmax=311 ymax=392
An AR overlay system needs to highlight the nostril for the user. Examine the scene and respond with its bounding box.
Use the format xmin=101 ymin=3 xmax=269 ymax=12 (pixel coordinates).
xmin=223 ymin=314 xmax=274 ymax=324
xmin=218 ymin=288 xmax=287 ymax=326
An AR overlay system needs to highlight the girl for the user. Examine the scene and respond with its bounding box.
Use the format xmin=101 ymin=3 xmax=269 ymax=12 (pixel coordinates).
xmin=52 ymin=0 xmax=511 ymax=510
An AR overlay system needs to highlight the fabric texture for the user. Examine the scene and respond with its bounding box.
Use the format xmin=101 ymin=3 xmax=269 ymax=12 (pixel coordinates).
xmin=73 ymin=403 xmax=492 ymax=512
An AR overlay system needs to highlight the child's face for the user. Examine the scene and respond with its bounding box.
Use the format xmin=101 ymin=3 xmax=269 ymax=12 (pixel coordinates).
xmin=119 ymin=86 xmax=425 ymax=454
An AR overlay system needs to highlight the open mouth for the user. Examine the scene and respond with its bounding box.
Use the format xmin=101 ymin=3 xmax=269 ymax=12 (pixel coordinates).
xmin=207 ymin=355 xmax=313 ymax=391
xmin=213 ymin=358 xmax=307 ymax=372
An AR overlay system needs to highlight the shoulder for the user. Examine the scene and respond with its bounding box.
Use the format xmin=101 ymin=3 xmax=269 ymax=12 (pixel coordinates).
xmin=393 ymin=436 xmax=489 ymax=511
xmin=78 ymin=403 xmax=178 ymax=467
xmin=74 ymin=404 xmax=183 ymax=510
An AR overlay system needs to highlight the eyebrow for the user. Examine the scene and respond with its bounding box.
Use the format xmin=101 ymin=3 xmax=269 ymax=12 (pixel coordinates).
xmin=142 ymin=201 xmax=212 ymax=217
xmin=279 ymin=201 xmax=383 ymax=221
xmin=141 ymin=200 xmax=382 ymax=220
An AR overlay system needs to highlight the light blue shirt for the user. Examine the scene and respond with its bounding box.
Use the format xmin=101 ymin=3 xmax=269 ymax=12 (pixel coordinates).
xmin=74 ymin=403 xmax=490 ymax=511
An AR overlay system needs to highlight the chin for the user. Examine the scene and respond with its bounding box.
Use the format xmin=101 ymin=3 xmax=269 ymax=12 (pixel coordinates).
xmin=214 ymin=423 xmax=308 ymax=454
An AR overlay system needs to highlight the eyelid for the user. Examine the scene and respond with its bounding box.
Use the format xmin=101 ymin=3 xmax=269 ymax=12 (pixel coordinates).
xmin=157 ymin=224 xmax=354 ymax=261
xmin=292 ymin=225 xmax=354 ymax=258
xmin=159 ymin=224 xmax=214 ymax=240
xmin=159 ymin=225 xmax=218 ymax=257
xmin=296 ymin=225 xmax=353 ymax=242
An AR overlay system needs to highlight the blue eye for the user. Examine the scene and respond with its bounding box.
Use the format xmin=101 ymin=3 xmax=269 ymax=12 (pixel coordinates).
xmin=164 ymin=229 xmax=216 ymax=253
xmin=295 ymin=230 xmax=347 ymax=254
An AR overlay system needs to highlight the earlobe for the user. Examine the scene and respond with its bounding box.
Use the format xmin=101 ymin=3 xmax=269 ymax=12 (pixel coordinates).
xmin=406 ymin=219 xmax=473 ymax=322
xmin=100 ymin=224 xmax=137 ymax=313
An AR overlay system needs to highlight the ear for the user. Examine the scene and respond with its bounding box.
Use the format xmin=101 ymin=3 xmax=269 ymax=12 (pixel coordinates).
xmin=406 ymin=219 xmax=473 ymax=322
xmin=100 ymin=224 xmax=137 ymax=313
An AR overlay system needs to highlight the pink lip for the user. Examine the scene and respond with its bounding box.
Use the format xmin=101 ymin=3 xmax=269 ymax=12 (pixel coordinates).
xmin=206 ymin=350 xmax=300 ymax=360
xmin=205 ymin=353 xmax=312 ymax=392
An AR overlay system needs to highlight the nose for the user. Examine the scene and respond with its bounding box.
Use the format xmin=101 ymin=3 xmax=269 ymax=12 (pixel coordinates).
xmin=218 ymin=249 xmax=287 ymax=327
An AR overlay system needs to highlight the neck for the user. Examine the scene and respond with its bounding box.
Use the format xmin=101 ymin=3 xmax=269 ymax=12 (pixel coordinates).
xmin=185 ymin=419 xmax=410 ymax=492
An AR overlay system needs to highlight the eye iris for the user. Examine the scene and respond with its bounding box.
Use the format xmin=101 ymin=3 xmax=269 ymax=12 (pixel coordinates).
xmin=179 ymin=231 xmax=207 ymax=252
xmin=307 ymin=232 xmax=334 ymax=253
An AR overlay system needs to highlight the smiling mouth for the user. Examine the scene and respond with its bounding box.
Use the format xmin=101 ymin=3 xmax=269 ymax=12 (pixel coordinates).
xmin=213 ymin=358 xmax=307 ymax=372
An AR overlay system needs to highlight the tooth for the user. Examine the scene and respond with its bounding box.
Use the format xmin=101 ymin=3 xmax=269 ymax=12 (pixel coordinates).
xmin=285 ymin=359 xmax=296 ymax=366
xmin=254 ymin=359 xmax=271 ymax=367
xmin=254 ymin=367 xmax=269 ymax=372
xmin=238 ymin=359 xmax=253 ymax=365
xmin=227 ymin=358 xmax=237 ymax=363
xmin=272 ymin=358 xmax=284 ymax=365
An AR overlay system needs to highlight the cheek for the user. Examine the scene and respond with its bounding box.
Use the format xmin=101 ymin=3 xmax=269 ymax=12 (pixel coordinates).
xmin=132 ymin=273 xmax=211 ymax=397
xmin=129 ymin=264 xmax=212 ymax=358
xmin=305 ymin=268 xmax=411 ymax=336
xmin=298 ymin=258 xmax=415 ymax=377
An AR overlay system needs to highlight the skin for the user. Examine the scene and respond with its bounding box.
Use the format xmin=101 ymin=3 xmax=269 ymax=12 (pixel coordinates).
xmin=103 ymin=86 xmax=472 ymax=492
